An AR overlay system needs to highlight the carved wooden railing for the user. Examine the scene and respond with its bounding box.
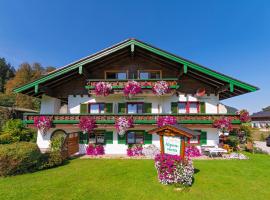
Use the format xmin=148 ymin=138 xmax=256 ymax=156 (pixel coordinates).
xmin=24 ymin=113 xmax=241 ymax=124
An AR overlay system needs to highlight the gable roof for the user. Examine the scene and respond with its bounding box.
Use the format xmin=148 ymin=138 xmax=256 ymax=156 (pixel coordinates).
xmin=148 ymin=125 xmax=194 ymax=138
xmin=13 ymin=38 xmax=258 ymax=98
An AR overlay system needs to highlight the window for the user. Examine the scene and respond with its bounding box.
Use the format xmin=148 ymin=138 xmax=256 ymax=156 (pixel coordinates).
xmin=89 ymin=133 xmax=105 ymax=144
xmin=126 ymin=131 xmax=144 ymax=144
xmin=89 ymin=103 xmax=105 ymax=114
xmin=127 ymin=103 xmax=143 ymax=114
xmin=177 ymin=102 xmax=199 ymax=114
xmin=188 ymin=135 xmax=200 ymax=144
xmin=139 ymin=70 xmax=161 ymax=79
xmin=106 ymin=71 xmax=127 ymax=80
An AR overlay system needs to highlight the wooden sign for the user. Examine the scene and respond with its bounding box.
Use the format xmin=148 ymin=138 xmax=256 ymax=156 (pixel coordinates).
xmin=163 ymin=136 xmax=181 ymax=156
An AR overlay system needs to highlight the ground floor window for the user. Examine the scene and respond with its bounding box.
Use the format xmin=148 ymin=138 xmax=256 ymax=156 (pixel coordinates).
xmin=126 ymin=131 xmax=144 ymax=144
xmin=188 ymin=135 xmax=200 ymax=144
xmin=89 ymin=133 xmax=105 ymax=144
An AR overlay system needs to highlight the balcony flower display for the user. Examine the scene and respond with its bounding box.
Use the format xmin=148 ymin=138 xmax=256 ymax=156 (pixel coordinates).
xmin=94 ymin=81 xmax=112 ymax=96
xmin=115 ymin=117 xmax=133 ymax=136
xmin=86 ymin=144 xmax=105 ymax=155
xmin=34 ymin=116 xmax=52 ymax=135
xmin=127 ymin=144 xmax=143 ymax=157
xmin=213 ymin=117 xmax=232 ymax=133
xmin=157 ymin=116 xmax=177 ymax=127
xmin=236 ymin=109 xmax=251 ymax=123
xmin=152 ymin=81 xmax=170 ymax=96
xmin=154 ymin=154 xmax=194 ymax=186
xmin=123 ymin=81 xmax=142 ymax=98
xmin=185 ymin=146 xmax=202 ymax=157
xmin=78 ymin=117 xmax=96 ymax=134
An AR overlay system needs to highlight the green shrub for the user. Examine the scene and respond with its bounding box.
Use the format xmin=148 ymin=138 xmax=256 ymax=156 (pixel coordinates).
xmin=226 ymin=136 xmax=240 ymax=150
xmin=0 ymin=119 xmax=35 ymax=143
xmin=0 ymin=133 xmax=17 ymax=144
xmin=50 ymin=135 xmax=66 ymax=151
xmin=39 ymin=151 xmax=64 ymax=169
xmin=253 ymin=147 xmax=268 ymax=154
xmin=259 ymin=133 xmax=266 ymax=141
xmin=0 ymin=142 xmax=42 ymax=176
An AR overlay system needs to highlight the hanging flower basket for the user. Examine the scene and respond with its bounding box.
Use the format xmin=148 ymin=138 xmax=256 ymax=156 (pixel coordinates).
xmin=34 ymin=116 xmax=52 ymax=135
xmin=123 ymin=81 xmax=142 ymax=98
xmin=213 ymin=117 xmax=232 ymax=133
xmin=236 ymin=109 xmax=251 ymax=123
xmin=115 ymin=117 xmax=133 ymax=136
xmin=94 ymin=81 xmax=112 ymax=96
xmin=78 ymin=117 xmax=96 ymax=134
xmin=157 ymin=116 xmax=177 ymax=127
xmin=152 ymin=81 xmax=170 ymax=96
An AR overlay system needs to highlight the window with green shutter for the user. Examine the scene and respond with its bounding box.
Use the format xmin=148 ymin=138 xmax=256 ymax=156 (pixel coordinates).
xmin=171 ymin=102 xmax=178 ymax=114
xmin=80 ymin=103 xmax=89 ymax=114
xmin=79 ymin=132 xmax=89 ymax=144
xmin=118 ymin=134 xmax=126 ymax=144
xmin=105 ymin=131 xmax=113 ymax=144
xmin=144 ymin=131 xmax=152 ymax=144
xmin=105 ymin=103 xmax=113 ymax=114
xmin=200 ymin=102 xmax=206 ymax=113
xmin=200 ymin=131 xmax=207 ymax=145
xmin=143 ymin=103 xmax=152 ymax=114
xmin=118 ymin=103 xmax=126 ymax=114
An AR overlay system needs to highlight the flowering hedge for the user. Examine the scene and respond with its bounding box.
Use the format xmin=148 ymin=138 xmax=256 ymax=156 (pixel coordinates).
xmin=157 ymin=116 xmax=177 ymax=127
xmin=127 ymin=144 xmax=143 ymax=156
xmin=115 ymin=117 xmax=133 ymax=136
xmin=213 ymin=117 xmax=232 ymax=133
xmin=86 ymin=144 xmax=105 ymax=155
xmin=237 ymin=109 xmax=251 ymax=123
xmin=78 ymin=117 xmax=96 ymax=134
xmin=152 ymin=81 xmax=170 ymax=96
xmin=185 ymin=146 xmax=201 ymax=157
xmin=155 ymin=154 xmax=194 ymax=186
xmin=94 ymin=82 xmax=112 ymax=96
xmin=123 ymin=81 xmax=142 ymax=97
xmin=34 ymin=116 xmax=52 ymax=135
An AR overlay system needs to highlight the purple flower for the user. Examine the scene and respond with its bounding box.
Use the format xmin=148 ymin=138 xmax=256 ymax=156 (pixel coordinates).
xmin=115 ymin=117 xmax=133 ymax=136
xmin=157 ymin=116 xmax=177 ymax=127
xmin=152 ymin=81 xmax=170 ymax=96
xmin=123 ymin=81 xmax=142 ymax=97
xmin=94 ymin=82 xmax=112 ymax=96
xmin=34 ymin=116 xmax=52 ymax=135
xmin=78 ymin=117 xmax=96 ymax=134
xmin=86 ymin=144 xmax=105 ymax=155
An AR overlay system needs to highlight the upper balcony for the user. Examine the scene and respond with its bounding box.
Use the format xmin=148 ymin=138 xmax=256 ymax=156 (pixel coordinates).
xmin=85 ymin=78 xmax=179 ymax=96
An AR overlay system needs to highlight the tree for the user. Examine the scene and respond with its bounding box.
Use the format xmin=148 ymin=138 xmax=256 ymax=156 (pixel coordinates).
xmin=0 ymin=57 xmax=15 ymax=93
xmin=5 ymin=62 xmax=56 ymax=110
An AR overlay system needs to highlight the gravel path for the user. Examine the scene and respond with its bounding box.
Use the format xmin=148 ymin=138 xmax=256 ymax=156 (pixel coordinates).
xmin=254 ymin=141 xmax=270 ymax=154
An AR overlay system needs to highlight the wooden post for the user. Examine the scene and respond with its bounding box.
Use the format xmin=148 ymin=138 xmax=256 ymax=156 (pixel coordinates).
xmin=160 ymin=135 xmax=164 ymax=154
xmin=180 ymin=138 xmax=185 ymax=159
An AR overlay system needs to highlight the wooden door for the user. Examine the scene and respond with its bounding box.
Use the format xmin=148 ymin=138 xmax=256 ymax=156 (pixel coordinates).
xmin=67 ymin=133 xmax=79 ymax=156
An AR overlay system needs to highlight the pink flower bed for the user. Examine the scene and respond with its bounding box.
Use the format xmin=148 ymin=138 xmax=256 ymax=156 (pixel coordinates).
xmin=78 ymin=117 xmax=96 ymax=134
xmin=127 ymin=144 xmax=143 ymax=156
xmin=123 ymin=81 xmax=142 ymax=97
xmin=94 ymin=81 xmax=112 ymax=96
xmin=34 ymin=116 xmax=52 ymax=134
xmin=86 ymin=144 xmax=105 ymax=156
xmin=185 ymin=146 xmax=201 ymax=157
xmin=157 ymin=116 xmax=177 ymax=127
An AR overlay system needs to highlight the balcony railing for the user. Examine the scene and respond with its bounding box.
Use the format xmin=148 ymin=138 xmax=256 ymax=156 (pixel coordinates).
xmin=85 ymin=78 xmax=179 ymax=90
xmin=24 ymin=113 xmax=241 ymax=125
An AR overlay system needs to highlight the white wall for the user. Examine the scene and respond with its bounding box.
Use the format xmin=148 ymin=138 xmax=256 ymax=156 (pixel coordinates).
xmin=40 ymin=95 xmax=61 ymax=114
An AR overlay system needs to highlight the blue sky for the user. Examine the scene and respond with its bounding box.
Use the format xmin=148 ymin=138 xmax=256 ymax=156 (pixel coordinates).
xmin=0 ymin=0 xmax=269 ymax=113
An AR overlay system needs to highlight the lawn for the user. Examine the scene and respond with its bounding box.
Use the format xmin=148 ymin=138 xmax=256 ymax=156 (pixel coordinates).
xmin=0 ymin=153 xmax=269 ymax=200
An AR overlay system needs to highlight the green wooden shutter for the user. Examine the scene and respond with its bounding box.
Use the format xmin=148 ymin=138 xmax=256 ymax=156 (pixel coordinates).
xmin=105 ymin=103 xmax=113 ymax=114
xmin=200 ymin=102 xmax=206 ymax=114
xmin=171 ymin=102 xmax=178 ymax=114
xmin=118 ymin=103 xmax=126 ymax=114
xmin=143 ymin=103 xmax=152 ymax=114
xmin=144 ymin=131 xmax=152 ymax=144
xmin=118 ymin=134 xmax=126 ymax=144
xmin=200 ymin=131 xmax=207 ymax=145
xmin=79 ymin=132 xmax=89 ymax=144
xmin=105 ymin=131 xmax=113 ymax=144
xmin=80 ymin=103 xmax=88 ymax=114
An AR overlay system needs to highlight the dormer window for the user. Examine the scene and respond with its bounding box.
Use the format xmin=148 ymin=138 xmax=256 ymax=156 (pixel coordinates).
xmin=138 ymin=70 xmax=161 ymax=79
xmin=105 ymin=71 xmax=127 ymax=80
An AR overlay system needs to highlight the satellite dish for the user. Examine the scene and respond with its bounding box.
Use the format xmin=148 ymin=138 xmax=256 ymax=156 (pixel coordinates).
xmin=196 ymin=88 xmax=206 ymax=97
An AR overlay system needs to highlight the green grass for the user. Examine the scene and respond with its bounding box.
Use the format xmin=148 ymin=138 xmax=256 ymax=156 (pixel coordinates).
xmin=0 ymin=153 xmax=269 ymax=200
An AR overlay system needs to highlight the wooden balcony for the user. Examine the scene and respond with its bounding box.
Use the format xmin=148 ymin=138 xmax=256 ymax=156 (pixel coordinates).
xmin=85 ymin=79 xmax=179 ymax=96
xmin=24 ymin=113 xmax=241 ymax=127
